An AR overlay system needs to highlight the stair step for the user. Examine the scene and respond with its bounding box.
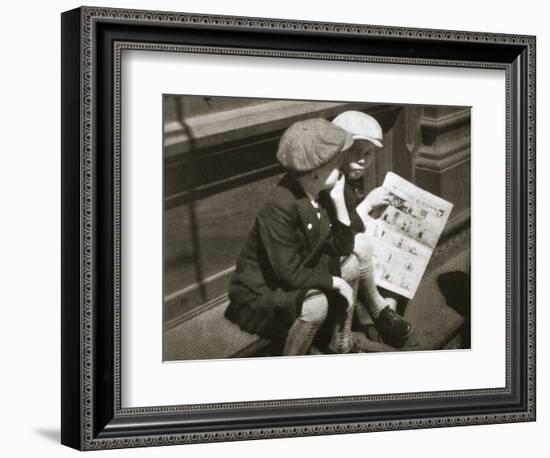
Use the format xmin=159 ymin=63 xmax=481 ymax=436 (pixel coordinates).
xmin=164 ymin=300 xmax=267 ymax=361
xmin=165 ymin=230 xmax=469 ymax=360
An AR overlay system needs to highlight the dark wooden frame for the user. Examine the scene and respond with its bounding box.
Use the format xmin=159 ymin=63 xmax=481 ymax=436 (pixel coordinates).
xmin=61 ymin=6 xmax=536 ymax=450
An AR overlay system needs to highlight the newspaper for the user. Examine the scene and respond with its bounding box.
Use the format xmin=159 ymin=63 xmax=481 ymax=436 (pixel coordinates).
xmin=362 ymin=172 xmax=453 ymax=299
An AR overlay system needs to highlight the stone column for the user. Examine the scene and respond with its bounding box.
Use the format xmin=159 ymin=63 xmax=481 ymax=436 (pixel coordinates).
xmin=414 ymin=107 xmax=471 ymax=236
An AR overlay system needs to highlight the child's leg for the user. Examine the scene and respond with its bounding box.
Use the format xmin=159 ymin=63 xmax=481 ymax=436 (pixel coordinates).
xmin=354 ymin=232 xmax=412 ymax=348
xmin=327 ymin=254 xmax=359 ymax=354
xmin=353 ymin=233 xmax=388 ymax=318
xmin=283 ymin=290 xmax=328 ymax=356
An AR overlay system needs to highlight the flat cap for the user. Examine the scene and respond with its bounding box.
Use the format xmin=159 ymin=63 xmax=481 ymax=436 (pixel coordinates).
xmin=276 ymin=118 xmax=353 ymax=172
xmin=332 ymin=111 xmax=383 ymax=148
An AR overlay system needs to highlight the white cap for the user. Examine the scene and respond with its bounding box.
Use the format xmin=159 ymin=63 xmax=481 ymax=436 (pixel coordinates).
xmin=332 ymin=111 xmax=383 ymax=148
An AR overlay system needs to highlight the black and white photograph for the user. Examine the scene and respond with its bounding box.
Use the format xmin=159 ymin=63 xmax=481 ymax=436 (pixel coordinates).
xmin=163 ymin=96 xmax=471 ymax=361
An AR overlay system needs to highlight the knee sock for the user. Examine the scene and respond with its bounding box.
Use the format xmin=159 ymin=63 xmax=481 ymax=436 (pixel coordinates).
xmin=320 ymin=258 xmax=360 ymax=354
xmin=283 ymin=317 xmax=323 ymax=356
xmin=328 ymin=301 xmax=354 ymax=354
xmin=283 ymin=293 xmax=327 ymax=356
xmin=359 ymin=259 xmax=388 ymax=319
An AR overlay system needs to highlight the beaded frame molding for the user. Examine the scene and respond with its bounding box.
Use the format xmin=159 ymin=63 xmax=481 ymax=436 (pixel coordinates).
xmin=61 ymin=6 xmax=536 ymax=451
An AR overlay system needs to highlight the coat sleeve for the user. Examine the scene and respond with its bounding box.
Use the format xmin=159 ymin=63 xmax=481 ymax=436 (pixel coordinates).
xmin=319 ymin=190 xmax=355 ymax=255
xmin=326 ymin=219 xmax=355 ymax=256
xmin=257 ymin=201 xmax=334 ymax=292
xmin=343 ymin=181 xmax=366 ymax=234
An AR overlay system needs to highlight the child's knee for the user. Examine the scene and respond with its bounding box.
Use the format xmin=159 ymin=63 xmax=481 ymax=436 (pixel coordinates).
xmin=340 ymin=254 xmax=361 ymax=282
xmin=300 ymin=290 xmax=329 ymax=322
xmin=353 ymin=233 xmax=374 ymax=263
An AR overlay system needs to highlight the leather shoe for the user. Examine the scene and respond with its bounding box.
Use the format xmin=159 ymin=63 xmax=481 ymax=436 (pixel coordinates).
xmin=374 ymin=306 xmax=412 ymax=348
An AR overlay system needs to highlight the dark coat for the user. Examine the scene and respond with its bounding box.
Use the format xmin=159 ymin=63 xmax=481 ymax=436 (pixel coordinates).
xmin=225 ymin=174 xmax=354 ymax=341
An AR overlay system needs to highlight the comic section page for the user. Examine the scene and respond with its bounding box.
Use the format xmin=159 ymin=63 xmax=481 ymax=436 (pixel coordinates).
xmin=364 ymin=172 xmax=453 ymax=299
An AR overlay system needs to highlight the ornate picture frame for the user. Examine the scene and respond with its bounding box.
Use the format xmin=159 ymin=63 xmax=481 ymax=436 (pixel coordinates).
xmin=61 ymin=6 xmax=536 ymax=450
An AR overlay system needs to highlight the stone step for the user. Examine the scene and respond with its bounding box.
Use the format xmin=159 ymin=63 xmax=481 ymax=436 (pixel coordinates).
xmin=401 ymin=250 xmax=467 ymax=351
xmin=164 ymin=229 xmax=469 ymax=360
xmin=164 ymin=297 xmax=269 ymax=361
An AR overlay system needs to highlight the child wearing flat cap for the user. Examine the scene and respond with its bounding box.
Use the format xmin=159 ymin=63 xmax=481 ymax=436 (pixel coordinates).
xmin=225 ymin=118 xmax=362 ymax=355
xmin=332 ymin=111 xmax=412 ymax=348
